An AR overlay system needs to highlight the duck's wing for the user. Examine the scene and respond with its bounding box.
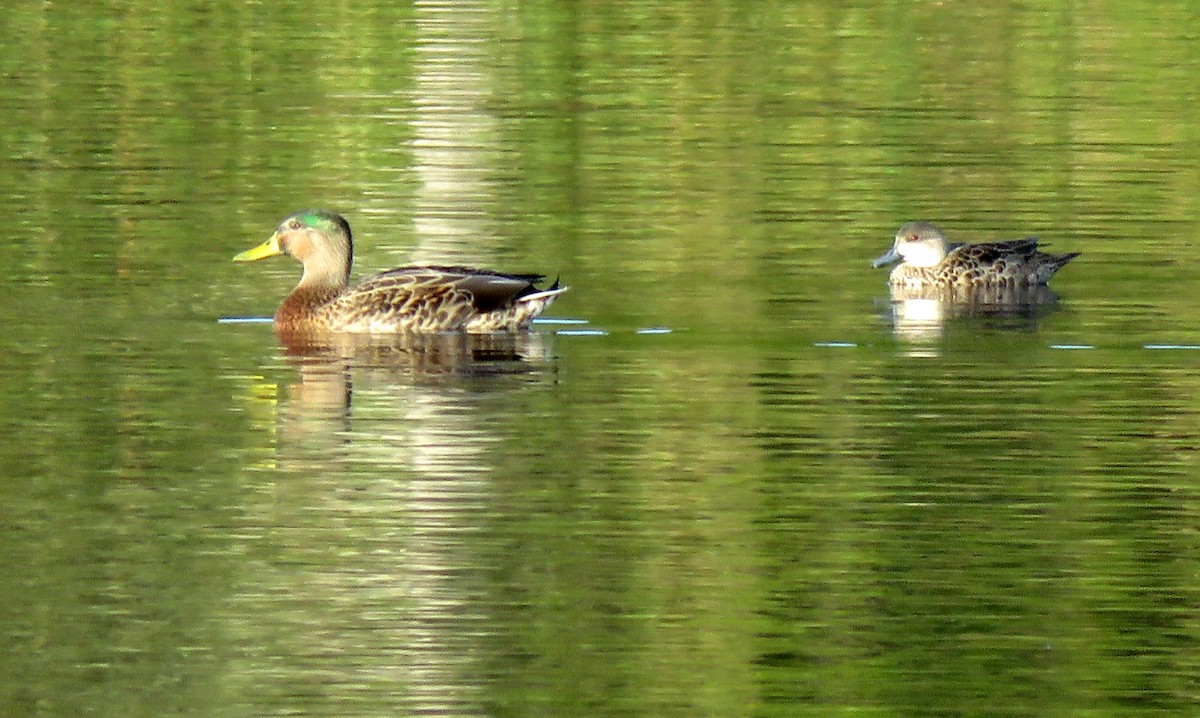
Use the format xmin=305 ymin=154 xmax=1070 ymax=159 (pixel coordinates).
xmin=434 ymin=267 xmax=549 ymax=311
xmin=329 ymin=266 xmax=549 ymax=331
xmin=950 ymin=238 xmax=1041 ymax=265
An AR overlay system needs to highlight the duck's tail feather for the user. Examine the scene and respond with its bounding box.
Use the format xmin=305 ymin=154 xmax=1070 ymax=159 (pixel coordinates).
xmin=1038 ymin=252 xmax=1081 ymax=283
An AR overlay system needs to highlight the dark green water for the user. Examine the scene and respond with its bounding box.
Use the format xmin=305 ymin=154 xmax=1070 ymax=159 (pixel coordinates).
xmin=2 ymin=2 xmax=1199 ymax=716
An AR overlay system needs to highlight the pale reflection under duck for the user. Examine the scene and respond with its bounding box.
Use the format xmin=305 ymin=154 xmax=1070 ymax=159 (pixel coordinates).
xmin=881 ymin=284 xmax=1064 ymax=347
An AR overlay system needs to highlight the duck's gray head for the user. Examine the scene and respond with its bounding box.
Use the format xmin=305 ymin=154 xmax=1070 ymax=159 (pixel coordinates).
xmin=871 ymin=221 xmax=949 ymax=269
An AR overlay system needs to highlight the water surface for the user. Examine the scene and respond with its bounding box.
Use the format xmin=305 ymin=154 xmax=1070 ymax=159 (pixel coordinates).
xmin=1 ymin=1 xmax=1199 ymax=716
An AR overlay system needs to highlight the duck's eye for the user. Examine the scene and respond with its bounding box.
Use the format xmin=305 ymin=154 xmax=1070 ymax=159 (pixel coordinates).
xmin=289 ymin=220 xmax=302 ymax=230
xmin=909 ymin=234 xmax=918 ymax=241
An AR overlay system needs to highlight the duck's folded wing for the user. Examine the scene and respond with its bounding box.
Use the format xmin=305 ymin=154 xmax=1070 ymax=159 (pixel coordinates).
xmin=957 ymin=238 xmax=1041 ymax=264
xmin=343 ymin=266 xmax=544 ymax=312
xmin=448 ymin=269 xmax=547 ymax=311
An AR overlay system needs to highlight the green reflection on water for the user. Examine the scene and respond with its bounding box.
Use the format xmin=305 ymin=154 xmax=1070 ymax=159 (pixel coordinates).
xmin=0 ymin=1 xmax=1199 ymax=716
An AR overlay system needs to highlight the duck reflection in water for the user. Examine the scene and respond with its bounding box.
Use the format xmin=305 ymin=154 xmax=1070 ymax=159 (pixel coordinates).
xmin=871 ymin=222 xmax=1081 ymax=345
xmin=278 ymin=330 xmax=557 ymax=374
xmin=244 ymin=331 xmax=558 ymax=471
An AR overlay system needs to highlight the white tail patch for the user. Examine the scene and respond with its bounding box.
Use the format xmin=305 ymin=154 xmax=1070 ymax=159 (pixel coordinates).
xmin=465 ymin=285 xmax=568 ymax=332
xmin=517 ymin=285 xmax=570 ymax=304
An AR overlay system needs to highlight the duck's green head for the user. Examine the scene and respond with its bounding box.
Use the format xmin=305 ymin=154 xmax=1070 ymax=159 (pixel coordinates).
xmin=234 ymin=209 xmax=354 ymax=286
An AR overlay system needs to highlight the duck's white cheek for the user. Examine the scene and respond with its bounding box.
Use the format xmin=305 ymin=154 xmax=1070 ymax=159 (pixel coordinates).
xmin=904 ymin=243 xmax=943 ymax=267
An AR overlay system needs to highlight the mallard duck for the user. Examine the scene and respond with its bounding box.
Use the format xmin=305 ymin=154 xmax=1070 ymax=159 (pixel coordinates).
xmin=871 ymin=221 xmax=1080 ymax=290
xmin=233 ymin=210 xmax=568 ymax=333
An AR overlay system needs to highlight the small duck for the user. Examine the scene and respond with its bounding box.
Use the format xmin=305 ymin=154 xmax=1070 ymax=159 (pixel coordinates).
xmin=234 ymin=210 xmax=568 ymax=333
xmin=872 ymin=221 xmax=1079 ymax=290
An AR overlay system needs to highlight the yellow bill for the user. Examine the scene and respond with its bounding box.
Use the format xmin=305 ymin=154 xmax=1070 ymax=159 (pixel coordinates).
xmin=233 ymin=232 xmax=283 ymax=262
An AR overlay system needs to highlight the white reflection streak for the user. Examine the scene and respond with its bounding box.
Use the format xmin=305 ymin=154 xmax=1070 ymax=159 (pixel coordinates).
xmin=400 ymin=391 xmax=491 ymax=715
xmin=889 ymin=298 xmax=945 ymax=356
xmin=400 ymin=1 xmax=499 ymax=713
xmin=411 ymin=0 xmax=500 ymax=266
